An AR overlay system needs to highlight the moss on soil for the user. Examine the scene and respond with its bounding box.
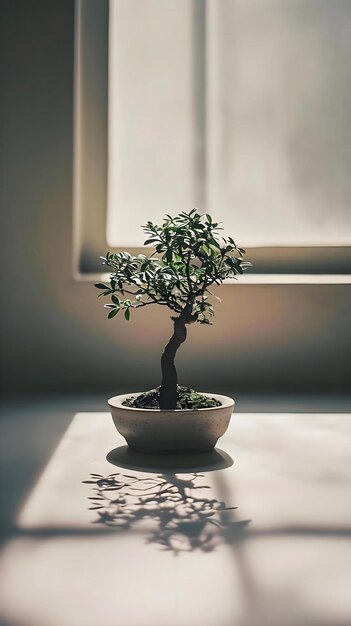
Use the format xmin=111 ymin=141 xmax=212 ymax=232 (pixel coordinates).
xmin=123 ymin=385 xmax=221 ymax=410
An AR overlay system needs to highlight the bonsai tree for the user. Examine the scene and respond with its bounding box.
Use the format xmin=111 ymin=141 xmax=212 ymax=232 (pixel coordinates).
xmin=95 ymin=209 xmax=250 ymax=410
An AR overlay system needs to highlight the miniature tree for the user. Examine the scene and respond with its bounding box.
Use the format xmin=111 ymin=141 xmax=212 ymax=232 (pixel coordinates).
xmin=95 ymin=209 xmax=250 ymax=410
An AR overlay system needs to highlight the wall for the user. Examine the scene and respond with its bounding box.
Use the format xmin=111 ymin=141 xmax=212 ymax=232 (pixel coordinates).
xmin=1 ymin=0 xmax=350 ymax=397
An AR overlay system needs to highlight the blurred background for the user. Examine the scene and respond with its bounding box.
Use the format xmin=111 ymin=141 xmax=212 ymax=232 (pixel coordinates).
xmin=1 ymin=0 xmax=351 ymax=403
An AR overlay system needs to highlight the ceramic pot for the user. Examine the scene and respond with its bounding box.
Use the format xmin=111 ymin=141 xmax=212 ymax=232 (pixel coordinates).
xmin=108 ymin=392 xmax=234 ymax=453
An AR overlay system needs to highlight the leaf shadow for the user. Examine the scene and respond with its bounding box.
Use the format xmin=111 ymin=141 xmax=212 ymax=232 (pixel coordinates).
xmin=84 ymin=448 xmax=250 ymax=555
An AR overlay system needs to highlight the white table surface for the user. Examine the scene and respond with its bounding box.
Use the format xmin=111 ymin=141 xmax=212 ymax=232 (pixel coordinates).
xmin=0 ymin=411 xmax=350 ymax=626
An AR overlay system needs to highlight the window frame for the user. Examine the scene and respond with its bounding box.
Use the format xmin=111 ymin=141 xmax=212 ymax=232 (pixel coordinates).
xmin=73 ymin=0 xmax=351 ymax=283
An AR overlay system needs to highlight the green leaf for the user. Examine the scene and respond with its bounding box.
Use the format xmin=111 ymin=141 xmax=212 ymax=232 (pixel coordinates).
xmin=112 ymin=294 xmax=120 ymax=305
xmin=209 ymin=244 xmax=220 ymax=254
xmin=98 ymin=290 xmax=112 ymax=298
xmin=108 ymin=309 xmax=119 ymax=319
xmin=144 ymin=238 xmax=159 ymax=245
xmin=124 ymin=308 xmax=131 ymax=321
xmin=95 ymin=283 xmax=109 ymax=290
xmin=200 ymin=244 xmax=211 ymax=256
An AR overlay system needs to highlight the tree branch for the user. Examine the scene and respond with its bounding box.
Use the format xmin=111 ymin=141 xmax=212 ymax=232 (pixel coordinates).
xmin=185 ymin=251 xmax=193 ymax=297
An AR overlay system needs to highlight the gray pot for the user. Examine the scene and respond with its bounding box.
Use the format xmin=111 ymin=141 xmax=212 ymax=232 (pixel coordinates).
xmin=108 ymin=392 xmax=235 ymax=453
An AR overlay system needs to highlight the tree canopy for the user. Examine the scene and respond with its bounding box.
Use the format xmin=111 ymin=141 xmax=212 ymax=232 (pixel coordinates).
xmin=95 ymin=209 xmax=250 ymax=323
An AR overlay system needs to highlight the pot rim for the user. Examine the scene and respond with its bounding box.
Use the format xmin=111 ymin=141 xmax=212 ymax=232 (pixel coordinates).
xmin=108 ymin=392 xmax=234 ymax=413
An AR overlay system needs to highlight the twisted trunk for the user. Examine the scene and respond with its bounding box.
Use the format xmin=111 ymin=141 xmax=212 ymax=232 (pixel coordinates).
xmin=159 ymin=310 xmax=196 ymax=410
xmin=159 ymin=318 xmax=187 ymax=409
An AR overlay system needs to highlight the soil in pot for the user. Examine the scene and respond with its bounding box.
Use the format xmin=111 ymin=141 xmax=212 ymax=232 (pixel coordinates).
xmin=122 ymin=385 xmax=221 ymax=410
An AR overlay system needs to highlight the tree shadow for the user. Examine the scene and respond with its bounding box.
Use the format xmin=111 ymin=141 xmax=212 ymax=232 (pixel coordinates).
xmin=83 ymin=470 xmax=250 ymax=555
